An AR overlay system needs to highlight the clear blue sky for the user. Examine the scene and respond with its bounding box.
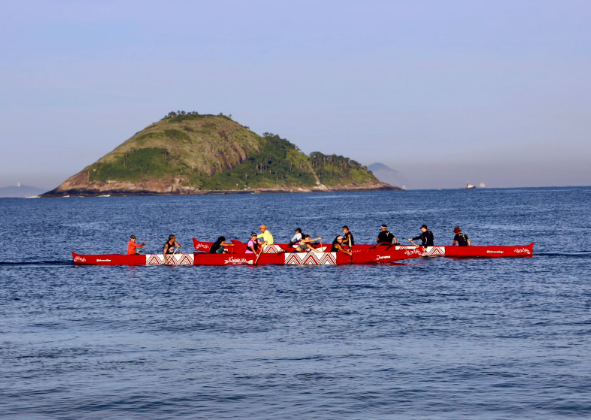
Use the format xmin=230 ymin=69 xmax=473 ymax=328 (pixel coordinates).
xmin=1 ymin=0 xmax=590 ymax=189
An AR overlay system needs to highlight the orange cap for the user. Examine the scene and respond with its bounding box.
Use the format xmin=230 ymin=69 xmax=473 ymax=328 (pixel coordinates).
xmin=259 ymin=224 xmax=267 ymax=229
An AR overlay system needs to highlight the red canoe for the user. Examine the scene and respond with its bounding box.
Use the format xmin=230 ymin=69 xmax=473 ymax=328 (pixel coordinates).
xmin=72 ymin=252 xmax=195 ymax=266
xmin=192 ymin=238 xmax=534 ymax=258
xmin=72 ymin=246 xmax=423 ymax=266
xmin=389 ymin=243 xmax=535 ymax=258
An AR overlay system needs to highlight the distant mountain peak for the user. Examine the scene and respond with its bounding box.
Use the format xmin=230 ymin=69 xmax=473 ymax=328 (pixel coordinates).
xmin=367 ymin=162 xmax=408 ymax=188
xmin=368 ymin=163 xmax=399 ymax=173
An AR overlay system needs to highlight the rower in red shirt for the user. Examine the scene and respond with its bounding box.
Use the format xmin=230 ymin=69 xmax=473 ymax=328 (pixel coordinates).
xmin=127 ymin=235 xmax=145 ymax=255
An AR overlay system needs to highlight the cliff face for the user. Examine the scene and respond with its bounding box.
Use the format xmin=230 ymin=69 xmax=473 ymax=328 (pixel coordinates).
xmin=44 ymin=113 xmax=399 ymax=196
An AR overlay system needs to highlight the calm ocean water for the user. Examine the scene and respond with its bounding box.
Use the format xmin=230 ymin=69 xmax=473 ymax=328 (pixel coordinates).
xmin=1 ymin=187 xmax=591 ymax=419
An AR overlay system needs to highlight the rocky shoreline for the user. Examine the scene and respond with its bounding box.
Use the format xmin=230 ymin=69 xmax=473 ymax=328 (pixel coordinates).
xmin=41 ymin=183 xmax=400 ymax=197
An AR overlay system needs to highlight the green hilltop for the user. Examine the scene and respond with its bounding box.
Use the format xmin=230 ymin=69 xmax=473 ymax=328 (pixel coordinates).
xmin=44 ymin=112 xmax=396 ymax=196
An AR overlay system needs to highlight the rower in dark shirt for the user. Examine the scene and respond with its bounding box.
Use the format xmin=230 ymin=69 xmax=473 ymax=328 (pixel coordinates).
xmin=409 ymin=225 xmax=434 ymax=247
xmin=342 ymin=226 xmax=354 ymax=247
xmin=331 ymin=236 xmax=352 ymax=256
xmin=377 ymin=224 xmax=397 ymax=245
xmin=452 ymin=226 xmax=471 ymax=246
xmin=209 ymin=236 xmax=234 ymax=254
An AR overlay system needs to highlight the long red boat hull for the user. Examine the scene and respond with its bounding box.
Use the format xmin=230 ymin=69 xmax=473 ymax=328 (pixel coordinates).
xmin=72 ymin=252 xmax=195 ymax=266
xmin=193 ymin=239 xmax=534 ymax=258
xmin=72 ymin=247 xmax=423 ymax=266
xmin=391 ymin=243 xmax=535 ymax=258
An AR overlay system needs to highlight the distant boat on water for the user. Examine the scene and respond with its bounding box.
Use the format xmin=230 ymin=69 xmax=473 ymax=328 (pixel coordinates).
xmin=462 ymin=183 xmax=476 ymax=189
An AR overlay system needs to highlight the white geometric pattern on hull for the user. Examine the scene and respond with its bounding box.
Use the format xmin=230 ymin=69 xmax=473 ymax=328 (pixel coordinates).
xmin=146 ymin=254 xmax=195 ymax=265
xmin=423 ymin=246 xmax=445 ymax=257
xmin=284 ymin=252 xmax=337 ymax=265
xmin=261 ymin=245 xmax=285 ymax=254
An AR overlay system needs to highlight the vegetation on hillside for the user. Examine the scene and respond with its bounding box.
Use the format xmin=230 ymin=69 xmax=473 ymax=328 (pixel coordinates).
xmin=310 ymin=152 xmax=377 ymax=186
xmin=80 ymin=111 xmax=383 ymax=191
xmin=89 ymin=148 xmax=189 ymax=182
xmin=201 ymin=133 xmax=317 ymax=190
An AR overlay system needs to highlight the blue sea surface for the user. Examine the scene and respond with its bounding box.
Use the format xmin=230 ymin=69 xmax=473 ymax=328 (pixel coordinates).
xmin=1 ymin=187 xmax=591 ymax=419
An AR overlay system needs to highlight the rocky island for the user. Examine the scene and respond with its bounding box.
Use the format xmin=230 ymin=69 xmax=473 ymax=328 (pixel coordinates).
xmin=43 ymin=112 xmax=398 ymax=196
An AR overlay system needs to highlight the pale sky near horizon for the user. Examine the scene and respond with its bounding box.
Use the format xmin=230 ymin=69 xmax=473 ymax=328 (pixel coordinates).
xmin=1 ymin=0 xmax=590 ymax=190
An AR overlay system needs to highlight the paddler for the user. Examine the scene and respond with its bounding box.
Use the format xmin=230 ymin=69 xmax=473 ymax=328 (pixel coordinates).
xmin=257 ymin=224 xmax=274 ymax=251
xmin=331 ymin=235 xmax=353 ymax=256
xmin=452 ymin=226 xmax=472 ymax=246
xmin=127 ymin=235 xmax=145 ymax=255
xmin=246 ymin=233 xmax=259 ymax=254
xmin=377 ymin=224 xmax=397 ymax=245
xmin=295 ymin=235 xmax=323 ymax=253
xmin=409 ymin=225 xmax=434 ymax=247
xmin=163 ymin=234 xmax=181 ymax=260
xmin=209 ymin=236 xmax=234 ymax=254
xmin=342 ymin=226 xmax=354 ymax=246
xmin=289 ymin=228 xmax=303 ymax=248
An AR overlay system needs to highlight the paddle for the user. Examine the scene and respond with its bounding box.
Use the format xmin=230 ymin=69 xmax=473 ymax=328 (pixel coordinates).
xmin=165 ymin=245 xmax=178 ymax=265
xmin=254 ymin=245 xmax=264 ymax=266
xmin=167 ymin=247 xmax=177 ymax=265
xmin=348 ymin=235 xmax=353 ymax=264
xmin=408 ymin=239 xmax=420 ymax=248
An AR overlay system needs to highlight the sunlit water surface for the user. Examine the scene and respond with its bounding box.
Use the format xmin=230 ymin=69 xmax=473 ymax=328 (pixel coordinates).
xmin=1 ymin=187 xmax=591 ymax=419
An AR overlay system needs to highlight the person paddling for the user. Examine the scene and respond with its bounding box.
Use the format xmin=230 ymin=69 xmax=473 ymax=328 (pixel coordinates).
xmin=289 ymin=228 xmax=303 ymax=248
xmin=295 ymin=235 xmax=323 ymax=253
xmin=163 ymin=234 xmax=181 ymax=261
xmin=377 ymin=224 xmax=397 ymax=246
xmin=209 ymin=236 xmax=234 ymax=254
xmin=257 ymin=224 xmax=274 ymax=251
xmin=127 ymin=235 xmax=145 ymax=255
xmin=331 ymin=236 xmax=352 ymax=256
xmin=246 ymin=233 xmax=259 ymax=254
xmin=342 ymin=226 xmax=354 ymax=247
xmin=452 ymin=227 xmax=472 ymax=246
xmin=409 ymin=225 xmax=434 ymax=247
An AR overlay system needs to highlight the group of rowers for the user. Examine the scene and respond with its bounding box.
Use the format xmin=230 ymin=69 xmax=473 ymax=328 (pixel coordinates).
xmin=126 ymin=224 xmax=472 ymax=256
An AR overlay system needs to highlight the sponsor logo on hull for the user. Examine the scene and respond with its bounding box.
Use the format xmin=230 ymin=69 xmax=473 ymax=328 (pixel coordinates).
xmin=74 ymin=256 xmax=87 ymax=263
xmin=224 ymin=257 xmax=254 ymax=265
xmin=514 ymin=248 xmax=531 ymax=254
xmin=404 ymin=249 xmax=424 ymax=256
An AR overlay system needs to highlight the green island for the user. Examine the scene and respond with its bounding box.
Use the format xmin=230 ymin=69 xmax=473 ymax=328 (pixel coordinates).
xmin=43 ymin=112 xmax=397 ymax=196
